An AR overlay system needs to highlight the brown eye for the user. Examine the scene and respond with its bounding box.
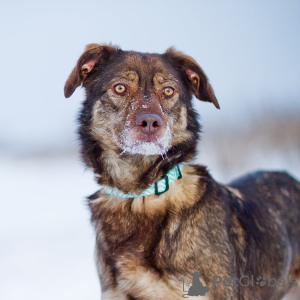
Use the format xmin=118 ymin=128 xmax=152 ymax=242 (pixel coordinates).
xmin=163 ymin=87 xmax=174 ymax=97
xmin=114 ymin=84 xmax=126 ymax=94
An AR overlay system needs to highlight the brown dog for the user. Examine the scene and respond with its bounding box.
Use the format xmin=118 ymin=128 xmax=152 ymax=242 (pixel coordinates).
xmin=64 ymin=44 xmax=300 ymax=300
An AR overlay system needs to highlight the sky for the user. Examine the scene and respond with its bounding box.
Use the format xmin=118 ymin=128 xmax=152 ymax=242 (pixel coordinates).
xmin=0 ymin=0 xmax=299 ymax=153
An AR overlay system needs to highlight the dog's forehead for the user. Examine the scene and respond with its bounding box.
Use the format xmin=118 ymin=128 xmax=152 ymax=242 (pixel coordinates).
xmin=108 ymin=51 xmax=178 ymax=82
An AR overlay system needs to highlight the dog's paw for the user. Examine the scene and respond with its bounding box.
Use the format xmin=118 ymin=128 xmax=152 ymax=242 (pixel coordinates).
xmin=256 ymin=276 xmax=266 ymax=287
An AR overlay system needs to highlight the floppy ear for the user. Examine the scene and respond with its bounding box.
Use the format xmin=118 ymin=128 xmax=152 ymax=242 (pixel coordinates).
xmin=64 ymin=43 xmax=119 ymax=98
xmin=164 ymin=48 xmax=220 ymax=109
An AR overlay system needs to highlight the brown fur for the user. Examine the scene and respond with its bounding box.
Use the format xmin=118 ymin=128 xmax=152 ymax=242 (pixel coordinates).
xmin=65 ymin=44 xmax=300 ymax=299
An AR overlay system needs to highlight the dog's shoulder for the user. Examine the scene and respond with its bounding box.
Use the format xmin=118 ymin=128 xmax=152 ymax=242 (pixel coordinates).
xmin=163 ymin=164 xmax=218 ymax=211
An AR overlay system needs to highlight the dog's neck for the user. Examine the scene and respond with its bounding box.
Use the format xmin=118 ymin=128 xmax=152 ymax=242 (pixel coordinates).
xmin=81 ymin=137 xmax=197 ymax=194
xmin=97 ymin=150 xmax=160 ymax=193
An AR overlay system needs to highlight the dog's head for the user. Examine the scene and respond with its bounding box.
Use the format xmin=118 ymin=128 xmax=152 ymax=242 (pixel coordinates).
xmin=65 ymin=44 xmax=218 ymax=157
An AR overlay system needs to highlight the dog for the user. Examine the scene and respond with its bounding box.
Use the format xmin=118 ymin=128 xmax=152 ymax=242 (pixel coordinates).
xmin=64 ymin=44 xmax=300 ymax=299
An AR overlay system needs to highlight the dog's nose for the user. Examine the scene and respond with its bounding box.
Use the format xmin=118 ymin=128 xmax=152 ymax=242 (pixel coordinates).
xmin=135 ymin=113 xmax=163 ymax=134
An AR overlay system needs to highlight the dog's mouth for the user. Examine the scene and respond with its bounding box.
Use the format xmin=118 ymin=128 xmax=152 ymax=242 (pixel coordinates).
xmin=117 ymin=124 xmax=172 ymax=156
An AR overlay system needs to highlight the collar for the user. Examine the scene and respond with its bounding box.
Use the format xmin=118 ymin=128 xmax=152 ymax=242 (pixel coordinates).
xmin=102 ymin=163 xmax=183 ymax=198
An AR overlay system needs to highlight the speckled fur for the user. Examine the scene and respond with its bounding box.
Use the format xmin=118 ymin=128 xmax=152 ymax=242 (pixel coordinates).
xmin=65 ymin=44 xmax=300 ymax=300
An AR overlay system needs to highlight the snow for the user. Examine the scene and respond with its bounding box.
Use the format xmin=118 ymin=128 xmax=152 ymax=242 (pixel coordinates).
xmin=120 ymin=124 xmax=172 ymax=156
xmin=0 ymin=154 xmax=101 ymax=300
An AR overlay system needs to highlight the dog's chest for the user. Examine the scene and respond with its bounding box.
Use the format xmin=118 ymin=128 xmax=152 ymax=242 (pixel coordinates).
xmin=99 ymin=201 xmax=167 ymax=260
xmin=92 ymin=172 xmax=202 ymax=264
xmin=91 ymin=168 xmax=211 ymax=263
xmin=96 ymin=200 xmax=218 ymax=299
xmin=96 ymin=204 xmax=187 ymax=297
xmin=94 ymin=198 xmax=209 ymax=269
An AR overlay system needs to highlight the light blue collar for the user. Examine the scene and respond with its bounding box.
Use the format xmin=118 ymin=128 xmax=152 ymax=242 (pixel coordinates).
xmin=102 ymin=163 xmax=183 ymax=198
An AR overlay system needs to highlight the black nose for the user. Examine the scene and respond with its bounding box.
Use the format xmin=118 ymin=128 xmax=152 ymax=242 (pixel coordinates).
xmin=135 ymin=113 xmax=163 ymax=134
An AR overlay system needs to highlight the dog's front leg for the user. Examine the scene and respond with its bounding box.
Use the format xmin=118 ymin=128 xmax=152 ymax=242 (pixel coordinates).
xmin=101 ymin=289 xmax=129 ymax=300
xmin=94 ymin=247 xmax=128 ymax=300
xmin=115 ymin=257 xmax=184 ymax=300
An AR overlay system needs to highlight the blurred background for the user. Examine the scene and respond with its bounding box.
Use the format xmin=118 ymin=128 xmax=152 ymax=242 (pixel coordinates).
xmin=0 ymin=0 xmax=299 ymax=299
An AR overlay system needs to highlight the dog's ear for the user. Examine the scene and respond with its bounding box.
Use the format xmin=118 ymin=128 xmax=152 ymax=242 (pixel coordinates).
xmin=164 ymin=48 xmax=220 ymax=109
xmin=64 ymin=43 xmax=119 ymax=98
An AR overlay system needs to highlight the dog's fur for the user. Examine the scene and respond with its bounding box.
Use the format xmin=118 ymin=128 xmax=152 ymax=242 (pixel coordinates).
xmin=64 ymin=44 xmax=300 ymax=299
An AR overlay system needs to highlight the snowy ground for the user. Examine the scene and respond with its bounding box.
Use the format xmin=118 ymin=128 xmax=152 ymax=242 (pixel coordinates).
xmin=0 ymin=153 xmax=100 ymax=300
xmin=0 ymin=140 xmax=299 ymax=300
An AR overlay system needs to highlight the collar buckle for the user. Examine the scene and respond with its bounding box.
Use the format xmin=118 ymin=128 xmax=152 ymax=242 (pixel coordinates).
xmin=154 ymin=175 xmax=169 ymax=195
xmin=177 ymin=165 xmax=182 ymax=179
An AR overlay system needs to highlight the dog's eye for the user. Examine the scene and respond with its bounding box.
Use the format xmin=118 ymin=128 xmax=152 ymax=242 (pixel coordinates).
xmin=163 ymin=87 xmax=174 ymax=97
xmin=114 ymin=84 xmax=126 ymax=94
